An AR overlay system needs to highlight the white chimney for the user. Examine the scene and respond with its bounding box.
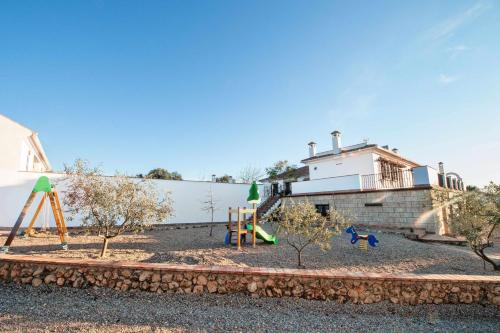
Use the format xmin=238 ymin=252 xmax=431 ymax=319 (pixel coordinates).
xmin=308 ymin=141 xmax=317 ymax=157
xmin=438 ymin=162 xmax=444 ymax=174
xmin=211 ymin=174 xmax=216 ymax=182
xmin=331 ymin=131 xmax=342 ymax=154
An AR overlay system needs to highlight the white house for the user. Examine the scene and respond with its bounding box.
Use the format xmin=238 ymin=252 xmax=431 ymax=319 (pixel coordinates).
xmin=261 ymin=130 xmax=464 ymax=197
xmin=0 ymin=114 xmax=51 ymax=172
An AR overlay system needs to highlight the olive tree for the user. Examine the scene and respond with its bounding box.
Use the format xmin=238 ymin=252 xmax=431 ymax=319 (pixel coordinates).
xmin=450 ymin=182 xmax=499 ymax=270
xmin=275 ymin=201 xmax=348 ymax=268
xmin=64 ymin=160 xmax=173 ymax=257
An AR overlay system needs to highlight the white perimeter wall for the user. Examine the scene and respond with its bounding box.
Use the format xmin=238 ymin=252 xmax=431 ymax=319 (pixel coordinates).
xmin=0 ymin=170 xmax=260 ymax=228
xmin=307 ymin=152 xmax=376 ymax=180
xmin=291 ymin=174 xmax=361 ymax=194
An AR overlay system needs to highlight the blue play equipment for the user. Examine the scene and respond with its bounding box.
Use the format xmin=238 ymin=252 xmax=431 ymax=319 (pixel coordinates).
xmin=224 ymin=229 xmax=247 ymax=246
xmin=346 ymin=225 xmax=379 ymax=247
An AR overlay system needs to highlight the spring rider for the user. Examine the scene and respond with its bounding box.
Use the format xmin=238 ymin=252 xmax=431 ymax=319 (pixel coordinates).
xmin=346 ymin=225 xmax=379 ymax=250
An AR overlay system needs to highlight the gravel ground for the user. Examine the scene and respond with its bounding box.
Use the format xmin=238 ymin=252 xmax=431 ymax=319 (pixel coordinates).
xmin=0 ymin=282 xmax=499 ymax=333
xmin=1 ymin=224 xmax=499 ymax=275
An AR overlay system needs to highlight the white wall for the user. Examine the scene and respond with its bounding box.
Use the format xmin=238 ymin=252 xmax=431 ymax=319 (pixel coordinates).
xmin=0 ymin=115 xmax=48 ymax=172
xmin=413 ymin=166 xmax=439 ymax=187
xmin=0 ymin=170 xmax=260 ymax=228
xmin=291 ymin=174 xmax=361 ymax=194
xmin=306 ymin=152 xmax=376 ymax=180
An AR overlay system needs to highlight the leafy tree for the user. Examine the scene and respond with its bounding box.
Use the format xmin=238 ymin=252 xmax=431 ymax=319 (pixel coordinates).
xmin=215 ymin=174 xmax=234 ymax=183
xmin=274 ymin=201 xmax=348 ymax=268
xmin=201 ymin=187 xmax=218 ymax=236
xmin=450 ymin=182 xmax=499 ymax=271
xmin=145 ymin=168 xmax=183 ymax=180
xmin=64 ymin=160 xmax=173 ymax=257
xmin=265 ymin=160 xmax=297 ymax=180
xmin=466 ymin=185 xmax=479 ymax=192
xmin=240 ymin=165 xmax=263 ymax=183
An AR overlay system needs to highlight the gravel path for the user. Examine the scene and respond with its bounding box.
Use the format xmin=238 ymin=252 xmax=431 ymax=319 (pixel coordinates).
xmin=0 ymin=283 xmax=499 ymax=333
xmin=1 ymin=224 xmax=499 ymax=275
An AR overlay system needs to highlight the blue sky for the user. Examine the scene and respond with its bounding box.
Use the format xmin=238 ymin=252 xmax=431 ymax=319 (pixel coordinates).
xmin=1 ymin=0 xmax=499 ymax=185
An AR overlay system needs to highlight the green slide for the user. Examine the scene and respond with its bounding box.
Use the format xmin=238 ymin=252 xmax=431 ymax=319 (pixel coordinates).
xmin=246 ymin=224 xmax=278 ymax=245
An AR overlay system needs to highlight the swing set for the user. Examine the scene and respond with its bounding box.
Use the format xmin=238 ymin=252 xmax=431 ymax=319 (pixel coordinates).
xmin=1 ymin=176 xmax=68 ymax=254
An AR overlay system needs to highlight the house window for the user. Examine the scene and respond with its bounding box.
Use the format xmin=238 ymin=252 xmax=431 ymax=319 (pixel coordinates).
xmin=379 ymin=158 xmax=403 ymax=181
xmin=315 ymin=204 xmax=330 ymax=216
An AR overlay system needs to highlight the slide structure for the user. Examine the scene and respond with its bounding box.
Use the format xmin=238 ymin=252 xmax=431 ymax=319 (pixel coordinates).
xmin=246 ymin=224 xmax=278 ymax=245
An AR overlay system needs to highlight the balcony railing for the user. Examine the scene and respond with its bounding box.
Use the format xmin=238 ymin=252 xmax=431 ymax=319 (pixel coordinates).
xmin=361 ymin=169 xmax=414 ymax=191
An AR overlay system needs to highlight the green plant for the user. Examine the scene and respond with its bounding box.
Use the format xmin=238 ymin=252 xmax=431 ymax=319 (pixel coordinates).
xmin=64 ymin=160 xmax=173 ymax=257
xmin=274 ymin=201 xmax=348 ymax=268
xmin=145 ymin=168 xmax=182 ymax=180
xmin=265 ymin=160 xmax=297 ymax=180
xmin=450 ymin=182 xmax=499 ymax=270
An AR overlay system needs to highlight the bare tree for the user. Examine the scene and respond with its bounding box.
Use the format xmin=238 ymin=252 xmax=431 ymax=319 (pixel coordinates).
xmin=240 ymin=165 xmax=263 ymax=183
xmin=201 ymin=187 xmax=218 ymax=236
xmin=274 ymin=201 xmax=348 ymax=268
xmin=64 ymin=160 xmax=173 ymax=257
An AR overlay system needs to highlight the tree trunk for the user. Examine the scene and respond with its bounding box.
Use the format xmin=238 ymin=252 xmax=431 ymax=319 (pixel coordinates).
xmin=100 ymin=238 xmax=110 ymax=258
xmin=209 ymin=210 xmax=214 ymax=237
xmin=297 ymin=250 xmax=305 ymax=269
xmin=475 ymin=249 xmax=499 ymax=271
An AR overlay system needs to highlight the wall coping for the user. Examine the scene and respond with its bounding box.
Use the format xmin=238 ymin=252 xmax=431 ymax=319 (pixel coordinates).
xmin=287 ymin=186 xmax=434 ymax=198
xmin=1 ymin=254 xmax=499 ymax=284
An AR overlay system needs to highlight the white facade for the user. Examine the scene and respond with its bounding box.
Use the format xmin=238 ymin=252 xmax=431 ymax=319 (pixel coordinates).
xmin=306 ymin=152 xmax=377 ymax=180
xmin=0 ymin=114 xmax=51 ymax=172
xmin=0 ymin=170 xmax=262 ymax=228
xmin=291 ymin=174 xmax=361 ymax=195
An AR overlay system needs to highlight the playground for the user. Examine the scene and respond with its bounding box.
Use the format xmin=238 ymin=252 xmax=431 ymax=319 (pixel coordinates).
xmin=1 ymin=223 xmax=499 ymax=275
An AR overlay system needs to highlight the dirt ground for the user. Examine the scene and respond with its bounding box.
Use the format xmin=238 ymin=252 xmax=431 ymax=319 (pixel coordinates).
xmin=1 ymin=224 xmax=499 ymax=275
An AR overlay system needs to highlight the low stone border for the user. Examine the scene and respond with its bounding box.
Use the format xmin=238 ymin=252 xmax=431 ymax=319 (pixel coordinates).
xmin=1 ymin=254 xmax=499 ymax=305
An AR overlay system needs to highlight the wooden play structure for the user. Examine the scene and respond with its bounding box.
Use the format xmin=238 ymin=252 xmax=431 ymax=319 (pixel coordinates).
xmin=226 ymin=206 xmax=257 ymax=250
xmin=1 ymin=176 xmax=68 ymax=254
xmin=224 ymin=182 xmax=278 ymax=250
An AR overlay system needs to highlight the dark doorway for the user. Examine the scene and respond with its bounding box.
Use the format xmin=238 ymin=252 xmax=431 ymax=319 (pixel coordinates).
xmin=284 ymin=182 xmax=292 ymax=195
xmin=272 ymin=183 xmax=279 ymax=196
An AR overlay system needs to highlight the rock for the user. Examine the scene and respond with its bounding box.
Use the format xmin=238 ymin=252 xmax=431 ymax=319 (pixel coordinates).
xmin=150 ymin=282 xmax=160 ymax=292
xmin=104 ymin=271 xmax=112 ymax=279
xmin=433 ymin=298 xmax=443 ymax=304
xmin=44 ymin=274 xmax=57 ymax=284
xmin=460 ymin=292 xmax=473 ymax=304
xmin=390 ymin=297 xmax=399 ymax=304
xmin=56 ymin=277 xmax=65 ymax=286
xmin=32 ymin=267 xmax=44 ymax=277
xmin=348 ymin=289 xmax=358 ymax=299
xmin=20 ymin=277 xmax=33 ymax=284
xmin=207 ymin=281 xmax=218 ymax=293
xmin=151 ymin=273 xmax=161 ymax=283
xmin=492 ymin=296 xmax=500 ymax=306
xmin=193 ymin=285 xmax=204 ymax=294
xmin=197 ymin=275 xmax=208 ymax=286
xmin=247 ymin=282 xmax=258 ymax=293
xmin=121 ymin=284 xmax=129 ymax=292
xmin=139 ymin=271 xmax=152 ymax=282
xmin=451 ymin=287 xmax=460 ymax=293
xmin=162 ymin=274 xmax=173 ymax=283
xmin=121 ymin=269 xmax=132 ymax=278
xmin=419 ymin=290 xmax=429 ymax=301
xmin=264 ymin=279 xmax=275 ymax=288
xmin=32 ymin=278 xmax=43 ymax=287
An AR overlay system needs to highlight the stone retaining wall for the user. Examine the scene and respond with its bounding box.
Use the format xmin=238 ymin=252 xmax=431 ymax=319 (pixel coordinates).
xmin=285 ymin=188 xmax=446 ymax=233
xmin=1 ymin=255 xmax=499 ymax=305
